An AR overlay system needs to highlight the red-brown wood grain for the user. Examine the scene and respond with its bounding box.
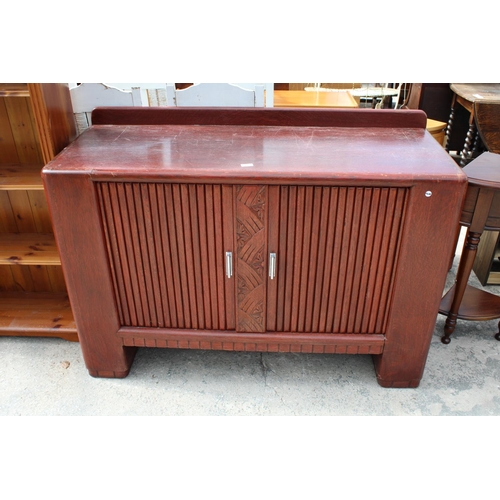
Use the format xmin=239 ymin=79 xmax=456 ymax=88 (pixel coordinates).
xmin=43 ymin=107 xmax=467 ymax=386
xmin=91 ymin=106 xmax=427 ymax=129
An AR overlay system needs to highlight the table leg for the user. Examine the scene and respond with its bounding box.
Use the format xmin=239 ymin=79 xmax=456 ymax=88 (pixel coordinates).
xmin=471 ymin=131 xmax=483 ymax=160
xmin=444 ymin=101 xmax=455 ymax=152
xmin=442 ymin=229 xmax=481 ymax=343
xmin=460 ymin=122 xmax=477 ymax=167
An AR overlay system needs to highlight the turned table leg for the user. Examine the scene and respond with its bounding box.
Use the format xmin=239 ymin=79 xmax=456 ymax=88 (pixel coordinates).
xmin=444 ymin=103 xmax=455 ymax=153
xmin=459 ymin=122 xmax=477 ymax=167
xmin=442 ymin=229 xmax=482 ymax=344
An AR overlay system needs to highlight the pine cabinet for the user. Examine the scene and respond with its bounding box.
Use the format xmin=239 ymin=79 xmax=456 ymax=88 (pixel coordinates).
xmin=42 ymin=107 xmax=467 ymax=386
xmin=0 ymin=84 xmax=77 ymax=340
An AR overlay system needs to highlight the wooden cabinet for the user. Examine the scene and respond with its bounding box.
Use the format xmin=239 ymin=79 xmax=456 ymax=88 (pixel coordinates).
xmin=0 ymin=83 xmax=77 ymax=340
xmin=472 ymin=231 xmax=500 ymax=285
xmin=42 ymin=107 xmax=467 ymax=387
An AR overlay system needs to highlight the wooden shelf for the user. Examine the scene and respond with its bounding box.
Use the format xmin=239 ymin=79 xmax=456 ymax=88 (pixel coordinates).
xmin=0 ymin=291 xmax=77 ymax=341
xmin=0 ymin=164 xmax=44 ymax=190
xmin=0 ymin=233 xmax=60 ymax=266
xmin=0 ymin=83 xmax=77 ymax=342
xmin=440 ymin=284 xmax=500 ymax=321
xmin=0 ymin=84 xmax=30 ymax=97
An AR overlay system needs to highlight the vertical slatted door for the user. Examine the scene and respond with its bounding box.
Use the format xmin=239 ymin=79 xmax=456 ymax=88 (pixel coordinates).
xmin=267 ymin=185 xmax=409 ymax=334
xmin=97 ymin=182 xmax=235 ymax=331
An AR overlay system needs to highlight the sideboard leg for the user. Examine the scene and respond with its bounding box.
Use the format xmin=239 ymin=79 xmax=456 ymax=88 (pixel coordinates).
xmin=372 ymin=355 xmax=422 ymax=388
xmin=86 ymin=346 xmax=137 ymax=378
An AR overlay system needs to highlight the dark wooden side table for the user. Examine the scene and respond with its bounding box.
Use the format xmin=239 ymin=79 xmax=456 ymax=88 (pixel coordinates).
xmin=445 ymin=84 xmax=500 ymax=166
xmin=439 ymin=152 xmax=500 ymax=343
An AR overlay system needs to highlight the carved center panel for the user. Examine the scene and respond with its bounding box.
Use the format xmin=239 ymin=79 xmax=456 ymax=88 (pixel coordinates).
xmin=235 ymin=185 xmax=267 ymax=332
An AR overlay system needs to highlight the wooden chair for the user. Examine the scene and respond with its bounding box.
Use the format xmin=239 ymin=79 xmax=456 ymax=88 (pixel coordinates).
xmin=233 ymin=83 xmax=274 ymax=107
xmin=103 ymin=83 xmax=169 ymax=107
xmin=474 ymin=100 xmax=500 ymax=154
xmin=70 ymin=83 xmax=142 ymax=135
xmin=166 ymin=83 xmax=265 ymax=107
xmin=401 ymin=83 xmax=447 ymax=146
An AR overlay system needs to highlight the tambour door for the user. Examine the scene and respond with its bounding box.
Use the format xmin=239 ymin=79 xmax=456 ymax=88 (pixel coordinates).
xmin=266 ymin=185 xmax=409 ymax=335
xmin=97 ymin=182 xmax=236 ymax=331
xmin=96 ymin=182 xmax=409 ymax=336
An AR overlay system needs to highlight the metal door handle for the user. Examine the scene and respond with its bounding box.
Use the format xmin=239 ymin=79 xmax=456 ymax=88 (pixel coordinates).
xmin=226 ymin=251 xmax=233 ymax=278
xmin=269 ymin=252 xmax=276 ymax=280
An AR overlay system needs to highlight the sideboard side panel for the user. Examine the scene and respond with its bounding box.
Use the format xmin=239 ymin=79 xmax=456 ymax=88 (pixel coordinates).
xmin=42 ymin=172 xmax=136 ymax=377
xmin=374 ymin=180 xmax=467 ymax=387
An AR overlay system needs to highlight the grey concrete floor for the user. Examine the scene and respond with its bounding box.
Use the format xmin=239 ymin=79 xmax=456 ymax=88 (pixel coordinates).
xmin=1 ymin=317 xmax=500 ymax=416
xmin=2 ymin=229 xmax=500 ymax=500
xmin=2 ymin=229 xmax=500 ymax=416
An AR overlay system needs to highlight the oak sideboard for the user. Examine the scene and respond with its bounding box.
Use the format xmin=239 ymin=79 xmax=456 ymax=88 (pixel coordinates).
xmin=42 ymin=107 xmax=467 ymax=387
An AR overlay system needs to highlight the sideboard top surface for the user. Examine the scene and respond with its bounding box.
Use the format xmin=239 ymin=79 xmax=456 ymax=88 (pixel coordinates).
xmin=43 ymin=113 xmax=465 ymax=185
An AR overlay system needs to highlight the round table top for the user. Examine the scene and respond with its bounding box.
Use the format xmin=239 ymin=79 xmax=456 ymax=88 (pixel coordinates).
xmin=461 ymin=152 xmax=500 ymax=230
xmin=303 ymin=86 xmax=399 ymax=97
xmin=451 ymin=83 xmax=500 ymax=103
xmin=463 ymin=152 xmax=500 ymax=188
xmin=349 ymin=87 xmax=399 ymax=97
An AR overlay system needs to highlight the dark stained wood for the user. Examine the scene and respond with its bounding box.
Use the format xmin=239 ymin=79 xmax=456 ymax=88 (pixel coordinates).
xmin=441 ymin=284 xmax=500 ymax=321
xmin=290 ymin=186 xmax=305 ymax=331
xmin=447 ymin=84 xmax=500 ymax=165
xmin=48 ymin=122 xmax=457 ymax=189
xmin=221 ymin=185 xmax=235 ymax=330
xmin=474 ymin=100 xmax=500 ymax=154
xmin=97 ymin=181 xmax=235 ymax=332
xmin=459 ymin=153 xmax=500 ymax=228
xmin=235 ymin=185 xmax=268 ymax=332
xmin=43 ymin=172 xmax=136 ymax=375
xmin=472 ymin=230 xmax=500 ymax=285
xmin=373 ymin=180 xmax=466 ymax=386
xmin=403 ymin=83 xmax=453 ymax=122
xmin=451 ymin=84 xmax=500 ymax=104
xmin=119 ymin=327 xmax=386 ymax=354
xmin=43 ymin=107 xmax=467 ymax=386
xmin=439 ymin=151 xmax=500 ymax=343
xmin=92 ymin=106 xmax=427 ymax=129
xmin=266 ymin=186 xmax=280 ymax=331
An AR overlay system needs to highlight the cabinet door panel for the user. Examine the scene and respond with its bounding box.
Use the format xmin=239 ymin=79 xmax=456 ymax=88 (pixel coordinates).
xmin=269 ymin=186 xmax=408 ymax=334
xmin=97 ymin=182 xmax=235 ymax=330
